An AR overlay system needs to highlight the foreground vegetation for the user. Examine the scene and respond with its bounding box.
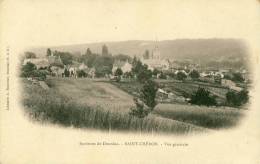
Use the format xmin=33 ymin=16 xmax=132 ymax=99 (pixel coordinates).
xmin=22 ymin=78 xmax=208 ymax=135
xmin=153 ymin=104 xmax=244 ymax=129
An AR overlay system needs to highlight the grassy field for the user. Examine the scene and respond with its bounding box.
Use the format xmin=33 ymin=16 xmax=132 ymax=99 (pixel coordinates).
xmin=153 ymin=104 xmax=244 ymax=129
xmin=21 ymin=77 xmax=244 ymax=135
xmin=45 ymin=78 xmax=134 ymax=113
xmin=110 ymin=80 xmax=229 ymax=104
xmin=22 ymin=78 xmax=208 ymax=135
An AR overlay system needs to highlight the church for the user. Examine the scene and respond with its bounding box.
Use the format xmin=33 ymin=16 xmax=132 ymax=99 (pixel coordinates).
xmin=140 ymin=44 xmax=169 ymax=71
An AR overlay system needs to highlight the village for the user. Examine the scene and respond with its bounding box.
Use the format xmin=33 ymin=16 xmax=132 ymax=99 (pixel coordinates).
xmin=20 ymin=42 xmax=250 ymax=134
xmin=22 ymin=44 xmax=250 ymax=105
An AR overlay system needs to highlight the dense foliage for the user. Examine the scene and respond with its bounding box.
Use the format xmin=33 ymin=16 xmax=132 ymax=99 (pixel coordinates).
xmin=25 ymin=51 xmax=36 ymax=59
xmin=226 ymin=89 xmax=249 ymax=107
xmin=21 ymin=62 xmax=47 ymax=80
xmin=140 ymin=80 xmax=159 ymax=110
xmin=189 ymin=87 xmax=217 ymax=106
xmin=114 ymin=68 xmax=123 ymax=82
xmin=189 ymin=70 xmax=200 ymax=79
xmin=176 ymin=71 xmax=187 ymax=81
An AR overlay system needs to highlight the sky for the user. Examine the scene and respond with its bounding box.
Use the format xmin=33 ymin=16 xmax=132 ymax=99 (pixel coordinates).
xmin=1 ymin=0 xmax=260 ymax=47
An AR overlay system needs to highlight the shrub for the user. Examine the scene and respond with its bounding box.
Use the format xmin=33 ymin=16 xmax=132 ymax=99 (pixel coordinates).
xmin=129 ymin=80 xmax=158 ymax=118
xmin=21 ymin=62 xmax=47 ymax=80
xmin=140 ymin=80 xmax=158 ymax=110
xmin=77 ymin=70 xmax=87 ymax=78
xmin=226 ymin=89 xmax=249 ymax=107
xmin=189 ymin=70 xmax=200 ymax=79
xmin=232 ymin=72 xmax=244 ymax=82
xmin=158 ymin=72 xmax=167 ymax=79
xmin=21 ymin=62 xmax=37 ymax=75
xmin=136 ymin=65 xmax=152 ymax=83
xmin=114 ymin=68 xmax=123 ymax=82
xmin=189 ymin=87 xmax=217 ymax=106
xmin=129 ymin=98 xmax=150 ymax=118
xmin=176 ymin=71 xmax=187 ymax=81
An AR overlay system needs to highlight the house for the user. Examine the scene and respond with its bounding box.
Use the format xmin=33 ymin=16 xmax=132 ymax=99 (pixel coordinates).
xmin=78 ymin=62 xmax=88 ymax=70
xmin=112 ymin=60 xmax=132 ymax=74
xmin=50 ymin=66 xmax=64 ymax=77
xmin=88 ymin=68 xmax=96 ymax=78
xmin=174 ymin=70 xmax=189 ymax=76
xmin=157 ymin=88 xmax=169 ymax=100
xmin=221 ymin=79 xmax=242 ymax=91
xmin=48 ymin=54 xmax=63 ymax=66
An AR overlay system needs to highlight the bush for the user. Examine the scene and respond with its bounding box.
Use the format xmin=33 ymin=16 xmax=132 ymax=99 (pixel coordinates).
xmin=136 ymin=65 xmax=152 ymax=83
xmin=129 ymin=80 xmax=158 ymax=118
xmin=189 ymin=87 xmax=217 ymax=106
xmin=129 ymin=98 xmax=149 ymax=118
xmin=77 ymin=70 xmax=87 ymax=78
xmin=21 ymin=62 xmax=37 ymax=75
xmin=114 ymin=68 xmax=123 ymax=82
xmin=189 ymin=70 xmax=200 ymax=79
xmin=176 ymin=71 xmax=187 ymax=81
xmin=226 ymin=89 xmax=249 ymax=107
xmin=232 ymin=72 xmax=244 ymax=82
xmin=158 ymin=72 xmax=167 ymax=79
xmin=140 ymin=80 xmax=158 ymax=110
xmin=21 ymin=62 xmax=47 ymax=80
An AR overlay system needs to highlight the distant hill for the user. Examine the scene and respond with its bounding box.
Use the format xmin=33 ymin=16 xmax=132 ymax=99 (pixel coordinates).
xmin=28 ymin=39 xmax=249 ymax=68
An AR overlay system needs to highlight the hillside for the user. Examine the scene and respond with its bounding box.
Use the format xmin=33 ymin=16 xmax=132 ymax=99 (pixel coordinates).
xmin=28 ymin=39 xmax=249 ymax=68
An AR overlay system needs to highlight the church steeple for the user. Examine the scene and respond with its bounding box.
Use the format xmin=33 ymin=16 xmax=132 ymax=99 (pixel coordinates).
xmin=153 ymin=39 xmax=160 ymax=60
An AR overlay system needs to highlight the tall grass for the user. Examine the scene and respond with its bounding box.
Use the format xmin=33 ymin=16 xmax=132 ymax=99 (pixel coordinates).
xmin=22 ymin=79 xmax=207 ymax=135
xmin=153 ymin=104 xmax=244 ymax=129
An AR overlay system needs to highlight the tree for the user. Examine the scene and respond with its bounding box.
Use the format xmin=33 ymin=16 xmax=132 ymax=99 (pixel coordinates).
xmin=158 ymin=71 xmax=167 ymax=79
xmin=25 ymin=51 xmax=36 ymax=58
xmin=114 ymin=68 xmax=123 ymax=82
xmin=176 ymin=71 xmax=187 ymax=81
xmin=22 ymin=62 xmax=36 ymax=73
xmin=137 ymin=65 xmax=152 ymax=83
xmin=94 ymin=55 xmax=113 ymax=77
xmin=47 ymin=48 xmax=52 ymax=56
xmin=102 ymin=44 xmax=109 ymax=56
xmin=114 ymin=54 xmax=132 ymax=62
xmin=189 ymin=70 xmax=200 ymax=79
xmin=86 ymin=48 xmax=92 ymax=56
xmin=152 ymin=68 xmax=160 ymax=76
xmin=143 ymin=49 xmax=150 ymax=59
xmin=77 ymin=70 xmax=87 ymax=78
xmin=140 ymin=80 xmax=158 ymax=110
xmin=129 ymin=80 xmax=158 ymax=118
xmin=21 ymin=62 xmax=47 ymax=80
xmin=232 ymin=72 xmax=244 ymax=82
xmin=53 ymin=51 xmax=73 ymax=65
xmin=189 ymin=87 xmax=217 ymax=106
xmin=131 ymin=58 xmax=152 ymax=82
xmin=131 ymin=59 xmax=143 ymax=75
xmin=226 ymin=89 xmax=249 ymax=107
xmin=64 ymin=68 xmax=70 ymax=77
xmin=80 ymin=53 xmax=98 ymax=68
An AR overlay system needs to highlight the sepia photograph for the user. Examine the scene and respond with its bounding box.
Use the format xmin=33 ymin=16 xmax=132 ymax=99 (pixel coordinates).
xmin=20 ymin=39 xmax=251 ymax=135
xmin=1 ymin=0 xmax=260 ymax=163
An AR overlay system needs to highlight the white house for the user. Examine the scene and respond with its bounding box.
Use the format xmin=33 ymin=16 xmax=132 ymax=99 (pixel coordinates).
xmin=112 ymin=60 xmax=132 ymax=74
xmin=221 ymin=79 xmax=242 ymax=91
xmin=78 ymin=62 xmax=88 ymax=70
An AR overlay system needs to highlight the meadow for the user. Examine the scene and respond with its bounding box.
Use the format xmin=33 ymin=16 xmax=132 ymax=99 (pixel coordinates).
xmin=21 ymin=77 xmax=245 ymax=135
xmin=153 ymin=104 xmax=244 ymax=129
xmin=111 ymin=80 xmax=229 ymax=104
